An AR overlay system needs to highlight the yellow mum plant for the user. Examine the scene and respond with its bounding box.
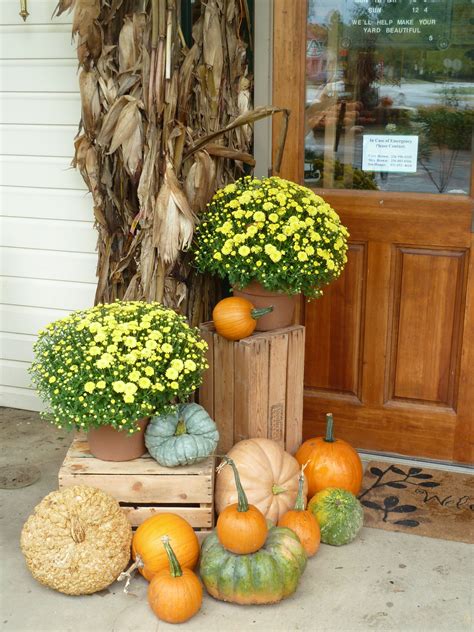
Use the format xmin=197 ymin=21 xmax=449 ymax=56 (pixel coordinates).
xmin=194 ymin=176 xmax=349 ymax=299
xmin=29 ymin=301 xmax=208 ymax=434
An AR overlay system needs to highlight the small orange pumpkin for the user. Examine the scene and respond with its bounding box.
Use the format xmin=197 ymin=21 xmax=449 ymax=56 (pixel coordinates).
xmin=148 ymin=536 xmax=202 ymax=624
xmin=216 ymin=456 xmax=268 ymax=554
xmin=278 ymin=465 xmax=320 ymax=557
xmin=132 ymin=513 xmax=199 ymax=581
xmin=212 ymin=297 xmax=273 ymax=340
xmin=295 ymin=413 xmax=363 ymax=497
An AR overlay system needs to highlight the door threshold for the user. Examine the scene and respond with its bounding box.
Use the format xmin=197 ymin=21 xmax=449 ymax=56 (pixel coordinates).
xmin=358 ymin=450 xmax=473 ymax=475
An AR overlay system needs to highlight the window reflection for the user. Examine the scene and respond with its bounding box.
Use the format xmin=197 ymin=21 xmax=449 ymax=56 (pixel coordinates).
xmin=305 ymin=0 xmax=473 ymax=194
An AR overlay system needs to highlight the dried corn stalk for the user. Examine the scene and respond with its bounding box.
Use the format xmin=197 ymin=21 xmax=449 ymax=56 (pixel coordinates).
xmin=55 ymin=0 xmax=288 ymax=325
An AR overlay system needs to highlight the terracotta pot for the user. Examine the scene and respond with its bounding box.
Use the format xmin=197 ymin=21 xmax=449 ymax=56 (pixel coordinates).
xmin=87 ymin=418 xmax=149 ymax=461
xmin=233 ymin=281 xmax=298 ymax=331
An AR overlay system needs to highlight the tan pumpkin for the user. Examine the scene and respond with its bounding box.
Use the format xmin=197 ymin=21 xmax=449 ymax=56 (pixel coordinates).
xmin=215 ymin=438 xmax=306 ymax=524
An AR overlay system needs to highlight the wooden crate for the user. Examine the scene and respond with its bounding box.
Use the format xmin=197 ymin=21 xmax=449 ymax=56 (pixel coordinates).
xmin=58 ymin=435 xmax=214 ymax=535
xmin=199 ymin=322 xmax=305 ymax=454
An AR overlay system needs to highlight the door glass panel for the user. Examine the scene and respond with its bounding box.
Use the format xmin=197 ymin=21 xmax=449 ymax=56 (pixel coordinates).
xmin=305 ymin=0 xmax=474 ymax=194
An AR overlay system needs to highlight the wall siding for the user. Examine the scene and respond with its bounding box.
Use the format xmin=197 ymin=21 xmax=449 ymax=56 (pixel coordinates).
xmin=0 ymin=1 xmax=96 ymax=411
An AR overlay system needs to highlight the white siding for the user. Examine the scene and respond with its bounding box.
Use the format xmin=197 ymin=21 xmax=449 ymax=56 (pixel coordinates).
xmin=0 ymin=1 xmax=96 ymax=411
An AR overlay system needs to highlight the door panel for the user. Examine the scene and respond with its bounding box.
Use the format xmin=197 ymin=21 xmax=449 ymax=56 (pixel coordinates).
xmin=304 ymin=242 xmax=366 ymax=399
xmin=272 ymin=0 xmax=473 ymax=463
xmin=388 ymin=247 xmax=467 ymax=409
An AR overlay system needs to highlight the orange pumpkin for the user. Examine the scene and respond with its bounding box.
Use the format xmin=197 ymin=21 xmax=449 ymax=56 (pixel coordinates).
xmin=295 ymin=413 xmax=363 ymax=497
xmin=216 ymin=457 xmax=268 ymax=554
xmin=212 ymin=297 xmax=273 ymax=340
xmin=132 ymin=513 xmax=199 ymax=581
xmin=148 ymin=536 xmax=202 ymax=624
xmin=278 ymin=465 xmax=320 ymax=557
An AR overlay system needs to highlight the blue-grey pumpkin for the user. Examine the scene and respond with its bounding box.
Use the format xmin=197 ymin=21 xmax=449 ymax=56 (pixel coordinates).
xmin=145 ymin=403 xmax=219 ymax=467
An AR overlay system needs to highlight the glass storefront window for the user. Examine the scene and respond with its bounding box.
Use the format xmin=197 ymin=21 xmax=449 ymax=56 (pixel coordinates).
xmin=305 ymin=0 xmax=474 ymax=194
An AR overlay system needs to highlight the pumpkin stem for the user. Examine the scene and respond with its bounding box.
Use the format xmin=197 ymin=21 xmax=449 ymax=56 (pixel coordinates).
xmin=117 ymin=555 xmax=144 ymax=593
xmin=272 ymin=484 xmax=287 ymax=495
xmin=251 ymin=306 xmax=274 ymax=321
xmin=222 ymin=456 xmax=249 ymax=512
xmin=324 ymin=413 xmax=335 ymax=443
xmin=294 ymin=465 xmax=306 ymax=511
xmin=161 ymin=536 xmax=183 ymax=578
xmin=175 ymin=418 xmax=187 ymax=436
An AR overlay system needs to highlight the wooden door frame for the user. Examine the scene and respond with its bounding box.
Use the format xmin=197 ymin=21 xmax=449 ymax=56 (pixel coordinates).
xmin=271 ymin=0 xmax=474 ymax=464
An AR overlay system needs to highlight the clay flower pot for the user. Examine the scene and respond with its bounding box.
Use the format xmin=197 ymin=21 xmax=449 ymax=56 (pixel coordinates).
xmin=233 ymin=281 xmax=298 ymax=331
xmin=87 ymin=418 xmax=149 ymax=461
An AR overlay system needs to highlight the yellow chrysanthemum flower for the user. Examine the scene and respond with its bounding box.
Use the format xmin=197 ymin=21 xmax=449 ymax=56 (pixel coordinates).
xmin=166 ymin=367 xmax=179 ymax=380
xmin=238 ymin=245 xmax=250 ymax=257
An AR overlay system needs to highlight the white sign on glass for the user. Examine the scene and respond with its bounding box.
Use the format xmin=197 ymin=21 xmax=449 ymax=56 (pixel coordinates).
xmin=362 ymin=135 xmax=419 ymax=173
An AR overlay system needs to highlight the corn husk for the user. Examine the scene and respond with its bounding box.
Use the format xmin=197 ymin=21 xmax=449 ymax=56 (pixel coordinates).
xmin=54 ymin=0 xmax=288 ymax=324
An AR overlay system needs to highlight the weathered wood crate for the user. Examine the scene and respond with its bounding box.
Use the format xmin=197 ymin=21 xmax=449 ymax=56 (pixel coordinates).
xmin=58 ymin=435 xmax=214 ymax=535
xmin=199 ymin=322 xmax=305 ymax=455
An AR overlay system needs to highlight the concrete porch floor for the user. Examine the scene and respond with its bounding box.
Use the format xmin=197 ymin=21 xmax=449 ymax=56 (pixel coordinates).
xmin=1 ymin=407 xmax=472 ymax=632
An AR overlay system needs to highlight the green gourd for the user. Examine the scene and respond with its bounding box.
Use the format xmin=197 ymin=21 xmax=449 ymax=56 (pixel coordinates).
xmin=199 ymin=526 xmax=307 ymax=605
xmin=308 ymin=487 xmax=363 ymax=546
xmin=145 ymin=403 xmax=219 ymax=467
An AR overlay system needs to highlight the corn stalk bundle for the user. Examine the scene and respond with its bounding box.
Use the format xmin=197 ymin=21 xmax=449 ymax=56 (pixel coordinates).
xmin=54 ymin=0 xmax=288 ymax=325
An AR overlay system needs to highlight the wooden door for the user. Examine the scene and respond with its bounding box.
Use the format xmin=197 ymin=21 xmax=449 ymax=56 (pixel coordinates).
xmin=272 ymin=0 xmax=473 ymax=464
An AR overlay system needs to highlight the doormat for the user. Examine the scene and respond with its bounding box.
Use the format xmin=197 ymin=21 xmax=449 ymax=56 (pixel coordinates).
xmin=359 ymin=461 xmax=474 ymax=544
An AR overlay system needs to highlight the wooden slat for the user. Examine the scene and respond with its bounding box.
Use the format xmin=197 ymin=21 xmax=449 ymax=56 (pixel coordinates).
xmin=121 ymin=506 xmax=213 ymax=528
xmin=245 ymin=336 xmax=270 ymax=439
xmin=63 ymin=439 xmax=214 ymax=477
xmin=1 ymin=217 xmax=95 ymax=251
xmin=0 ymin=304 xmax=70 ymax=335
xmin=0 ymin=60 xmax=78 ymax=93
xmin=0 ymin=25 xmax=76 ymax=59
xmin=233 ymin=342 xmax=251 ymax=442
xmin=0 ymin=332 xmax=35 ymax=362
xmin=1 ymin=248 xmax=97 ymax=283
xmin=198 ymin=325 xmax=215 ymax=417
xmin=0 ymin=277 xmax=96 ymax=311
xmin=1 ymin=93 xmax=80 ymax=125
xmin=59 ymin=472 xmax=213 ymax=504
xmin=0 ymin=124 xmax=77 ymax=157
xmin=266 ymin=333 xmax=289 ymax=446
xmin=0 ymin=186 xmax=92 ymax=222
xmin=0 ymin=156 xmax=85 ymax=189
xmin=213 ymin=333 xmax=235 ymax=454
xmin=285 ymin=327 xmax=305 ymax=454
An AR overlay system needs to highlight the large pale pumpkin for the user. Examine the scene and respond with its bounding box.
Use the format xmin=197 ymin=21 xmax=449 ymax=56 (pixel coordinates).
xmin=215 ymin=438 xmax=305 ymax=524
